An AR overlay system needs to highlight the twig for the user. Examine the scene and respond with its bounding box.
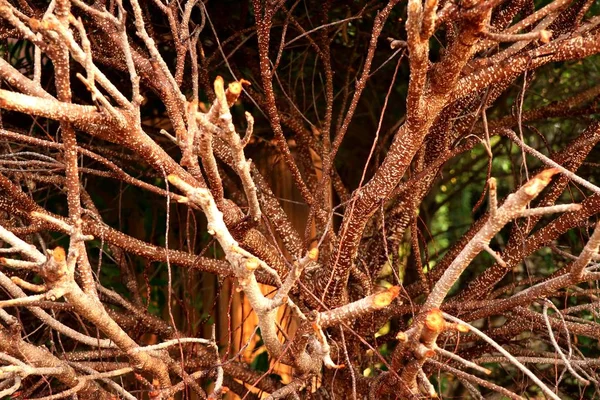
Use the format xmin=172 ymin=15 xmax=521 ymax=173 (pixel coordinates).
xmin=421 ymin=169 xmax=559 ymax=311
xmin=503 ymin=128 xmax=600 ymax=195
xmin=542 ymin=300 xmax=591 ymax=385
xmin=571 ymin=222 xmax=600 ymax=279
xmin=0 ymin=225 xmax=45 ymax=263
xmin=0 ymin=375 xmax=20 ymax=398
xmin=208 ymin=324 xmax=224 ymax=399
xmin=482 ymin=28 xmax=552 ymax=43
xmin=130 ymin=337 xmax=212 ymax=353
xmin=428 ymin=359 xmax=523 ymax=400
xmin=443 ymin=312 xmax=561 ymax=400
xmin=435 ymin=346 xmax=491 ymax=375
xmin=482 ymin=243 xmax=506 ymax=267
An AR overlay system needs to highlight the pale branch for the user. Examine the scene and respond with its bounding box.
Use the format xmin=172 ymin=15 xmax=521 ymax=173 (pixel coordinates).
xmin=475 ymin=356 xmax=600 ymax=367
xmin=420 ymin=168 xmax=561 ymax=312
xmin=129 ymin=338 xmax=213 ymax=353
xmin=167 ymin=174 xmax=318 ymax=371
xmin=416 ymin=368 xmax=437 ymax=398
xmin=318 ymin=286 xmax=400 ymax=329
xmin=0 ymin=292 xmax=65 ymax=308
xmin=473 ymin=0 xmax=570 ymax=53
xmin=31 ymin=211 xmax=93 ymax=241
xmin=520 ymin=203 xmax=582 ymax=217
xmin=0 ymin=258 xmax=41 ymax=269
xmin=9 ymin=277 xmax=45 ymax=292
xmin=0 ymin=375 xmax=20 ymax=398
xmin=482 ymin=27 xmax=552 ymax=43
xmin=0 ymin=325 xmax=106 ymax=397
xmin=194 ymin=80 xmax=224 ymax=203
xmin=30 ymin=12 xmax=131 ymax=109
xmin=269 ymin=248 xmax=319 ymax=311
xmin=443 ymin=313 xmax=560 ymax=400
xmin=0 ymin=270 xmax=116 ymax=348
xmin=542 ymin=300 xmax=591 ymax=385
xmin=70 ymin=363 xmax=136 ymax=400
xmin=488 ymin=177 xmax=498 ymax=218
xmin=0 ymin=173 xmax=233 ymax=279
xmin=214 ymin=80 xmax=261 ymax=222
xmin=242 ymin=112 xmax=254 ymax=147
xmin=470 ymin=15 xmax=556 ymax=70
xmin=482 ymin=243 xmax=506 ymax=268
xmin=434 ymin=346 xmax=491 ymax=376
xmin=0 ymin=238 xmax=172 ymax=389
xmin=570 ymin=222 xmax=600 ymax=279
xmin=58 ymin=260 xmax=173 ymax=388
xmin=0 ymin=224 xmax=45 ymax=263
xmin=427 ymin=359 xmax=523 ymax=400
xmin=128 ymin=0 xmax=183 ymax=109
xmin=71 ymin=0 xmax=119 ymax=25
xmin=208 ymin=324 xmax=224 ymax=400
xmin=503 ymin=128 xmax=600 ymax=196
xmin=0 ymin=364 xmax=66 ymax=379
xmin=27 ymin=379 xmax=86 ymax=400
xmin=0 ymin=89 xmax=110 ymax=128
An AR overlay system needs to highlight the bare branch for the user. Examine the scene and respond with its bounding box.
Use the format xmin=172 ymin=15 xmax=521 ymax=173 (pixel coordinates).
xmin=443 ymin=312 xmax=561 ymax=400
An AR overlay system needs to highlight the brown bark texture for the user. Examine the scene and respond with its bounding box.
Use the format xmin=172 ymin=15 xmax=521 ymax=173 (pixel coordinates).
xmin=0 ymin=0 xmax=599 ymax=398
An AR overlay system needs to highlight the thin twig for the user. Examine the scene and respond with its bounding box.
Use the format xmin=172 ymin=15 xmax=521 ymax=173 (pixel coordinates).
xmin=443 ymin=312 xmax=561 ymax=400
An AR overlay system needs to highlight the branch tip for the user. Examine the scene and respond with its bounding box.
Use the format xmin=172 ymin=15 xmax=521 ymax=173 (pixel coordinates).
xmin=387 ymin=37 xmax=407 ymax=49
xmin=523 ymin=168 xmax=559 ymax=196
xmin=226 ymin=79 xmax=250 ymax=106
xmin=214 ymin=76 xmax=227 ymax=105
xmin=308 ymin=247 xmax=319 ymax=261
xmin=214 ymin=76 xmax=225 ymax=92
xmin=539 ymin=30 xmax=552 ymax=43
xmin=425 ymin=309 xmax=444 ymax=332
xmin=408 ymin=0 xmax=421 ymax=14
xmin=373 ymin=286 xmax=401 ymax=308
xmin=166 ymin=175 xmax=181 ymax=186
xmin=52 ymin=247 xmax=66 ymax=262
xmin=227 ymin=82 xmax=243 ymax=96
xmin=245 ymin=258 xmax=260 ymax=271
xmin=312 ymin=322 xmax=320 ymax=333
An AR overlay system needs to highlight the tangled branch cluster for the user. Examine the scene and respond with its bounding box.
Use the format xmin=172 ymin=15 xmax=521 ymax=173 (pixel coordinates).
xmin=0 ymin=0 xmax=599 ymax=398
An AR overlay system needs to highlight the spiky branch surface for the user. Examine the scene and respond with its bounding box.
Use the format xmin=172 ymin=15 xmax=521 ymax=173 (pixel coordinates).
xmin=0 ymin=0 xmax=599 ymax=398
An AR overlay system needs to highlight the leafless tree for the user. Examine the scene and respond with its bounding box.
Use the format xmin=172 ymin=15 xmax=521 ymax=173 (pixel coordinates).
xmin=0 ymin=0 xmax=599 ymax=398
